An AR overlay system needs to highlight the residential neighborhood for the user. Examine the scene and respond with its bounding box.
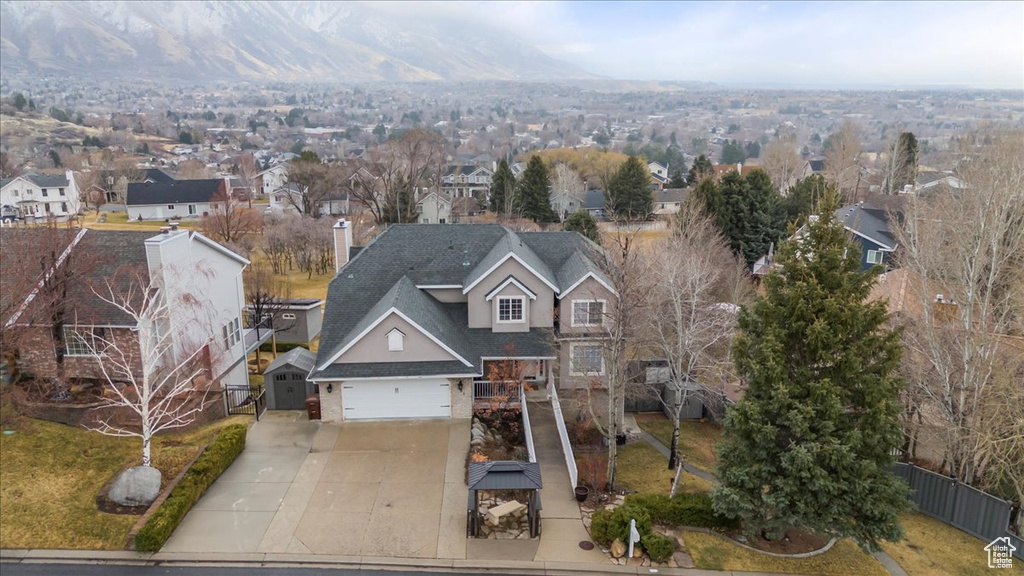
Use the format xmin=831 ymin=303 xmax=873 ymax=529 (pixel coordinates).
xmin=0 ymin=2 xmax=1022 ymax=576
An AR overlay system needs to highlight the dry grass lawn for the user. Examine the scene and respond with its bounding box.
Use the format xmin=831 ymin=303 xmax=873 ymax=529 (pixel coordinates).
xmin=683 ymin=530 xmax=888 ymax=575
xmin=0 ymin=408 xmax=250 ymax=550
xmin=80 ymin=211 xmax=201 ymax=232
xmin=881 ymin=512 xmax=1024 ymax=576
xmin=635 ymin=413 xmax=722 ymax=473
xmin=616 ymin=441 xmax=714 ymax=494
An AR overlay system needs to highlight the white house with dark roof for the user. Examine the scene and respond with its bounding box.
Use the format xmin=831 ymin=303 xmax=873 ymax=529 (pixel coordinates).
xmin=126 ymin=178 xmax=228 ymax=220
xmin=0 ymin=171 xmax=80 ymax=221
xmin=309 ymin=221 xmax=616 ymax=422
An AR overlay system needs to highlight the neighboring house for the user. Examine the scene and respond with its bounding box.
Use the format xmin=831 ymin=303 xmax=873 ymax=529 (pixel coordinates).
xmin=247 ymin=298 xmax=323 ymax=344
xmin=712 ymin=163 xmax=762 ymax=178
xmin=452 ymin=197 xmax=482 ymax=222
xmin=648 ymin=161 xmax=669 ymax=190
xmin=653 ymin=188 xmax=687 ymax=216
xmin=309 ymin=221 xmax=617 ymax=423
xmin=0 ymin=227 xmax=264 ymax=400
xmin=906 ymin=170 xmax=967 ymax=195
xmin=126 ymin=178 xmax=227 ymax=220
xmin=510 ymin=162 xmax=526 ymax=179
xmin=801 ymin=158 xmax=825 ymax=179
xmin=416 ymin=191 xmax=452 ymax=224
xmin=144 ymin=168 xmax=176 ymax=184
xmin=257 ymin=164 xmax=288 ymax=196
xmin=550 ymin=187 xmax=586 ymax=221
xmin=580 ymin=189 xmax=608 ymax=220
xmin=440 ymin=165 xmax=493 ymax=201
xmin=263 ymin=347 xmax=317 ymax=410
xmin=269 ymin=182 xmax=350 ymax=217
xmin=0 ymin=171 xmax=80 ymax=221
xmin=753 ymin=202 xmax=897 ymax=275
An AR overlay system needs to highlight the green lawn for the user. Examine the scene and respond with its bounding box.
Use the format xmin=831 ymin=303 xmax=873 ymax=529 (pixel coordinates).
xmin=683 ymin=530 xmax=889 ymax=576
xmin=616 ymin=442 xmax=714 ymax=494
xmin=0 ymin=407 xmax=251 ymax=550
xmin=881 ymin=512 xmax=1024 ymax=576
xmin=635 ymin=413 xmax=722 ymax=473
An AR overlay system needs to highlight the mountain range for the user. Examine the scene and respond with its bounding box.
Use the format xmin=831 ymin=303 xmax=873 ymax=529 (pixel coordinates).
xmin=0 ymin=1 xmax=594 ymax=82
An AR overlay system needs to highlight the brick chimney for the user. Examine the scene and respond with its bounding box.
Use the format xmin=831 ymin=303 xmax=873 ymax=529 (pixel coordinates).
xmin=333 ymin=218 xmax=353 ymax=272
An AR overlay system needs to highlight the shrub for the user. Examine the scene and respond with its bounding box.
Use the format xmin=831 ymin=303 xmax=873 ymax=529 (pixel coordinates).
xmin=626 ymin=492 xmax=739 ymax=530
xmin=133 ymin=423 xmax=247 ymax=551
xmin=643 ymin=532 xmax=675 ymax=563
xmin=589 ymin=502 xmax=652 ymax=545
xmin=258 ymin=342 xmax=308 ymax=353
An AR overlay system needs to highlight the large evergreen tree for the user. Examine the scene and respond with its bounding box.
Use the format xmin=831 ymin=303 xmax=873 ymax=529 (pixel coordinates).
xmin=490 ymin=158 xmax=516 ymax=214
xmin=608 ymin=155 xmax=653 ymax=221
xmin=516 ymin=155 xmax=555 ymax=222
xmin=784 ymin=174 xmax=833 ymax=223
xmin=712 ymin=191 xmax=910 ymax=549
xmin=893 ymin=132 xmax=919 ymax=191
xmin=563 ymin=210 xmax=601 ymax=244
xmin=687 ymin=154 xmax=714 ymax=185
xmin=698 ymin=169 xmax=786 ymax=267
xmin=668 ymin=168 xmax=686 ymax=188
xmin=719 ymin=140 xmax=747 ymax=165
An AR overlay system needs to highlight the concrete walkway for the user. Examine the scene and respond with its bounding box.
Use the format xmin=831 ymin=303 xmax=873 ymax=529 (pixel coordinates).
xmin=526 ymin=400 xmax=608 ymax=564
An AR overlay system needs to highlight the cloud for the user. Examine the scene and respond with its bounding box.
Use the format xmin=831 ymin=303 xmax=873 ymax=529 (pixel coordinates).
xmin=410 ymin=0 xmax=1024 ymax=88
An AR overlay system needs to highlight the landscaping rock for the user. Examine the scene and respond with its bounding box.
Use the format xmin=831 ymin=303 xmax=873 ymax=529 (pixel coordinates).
xmin=632 ymin=546 xmax=643 ymax=558
xmin=109 ymin=465 xmax=162 ymax=507
xmin=672 ymin=551 xmax=695 ymax=569
xmin=610 ymin=539 xmax=626 ymax=558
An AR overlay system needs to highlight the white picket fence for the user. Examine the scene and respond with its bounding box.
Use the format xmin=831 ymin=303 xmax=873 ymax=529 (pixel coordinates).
xmin=520 ymin=385 xmax=537 ymax=463
xmin=550 ymin=384 xmax=578 ymax=490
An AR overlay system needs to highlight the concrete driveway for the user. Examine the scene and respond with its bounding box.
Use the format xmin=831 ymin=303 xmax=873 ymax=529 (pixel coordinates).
xmin=162 ymin=412 xmax=469 ymax=559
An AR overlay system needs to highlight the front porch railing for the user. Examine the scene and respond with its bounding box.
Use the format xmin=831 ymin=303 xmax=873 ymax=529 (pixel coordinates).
xmin=473 ymin=380 xmax=522 ymax=400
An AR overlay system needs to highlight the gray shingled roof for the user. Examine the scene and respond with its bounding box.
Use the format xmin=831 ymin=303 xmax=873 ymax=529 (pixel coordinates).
xmin=127 ymin=179 xmax=223 ymax=206
xmin=0 ymin=173 xmax=70 ymax=189
xmin=311 ymin=224 xmax=597 ymax=380
xmin=464 ymin=229 xmax=557 ymax=292
xmin=836 ymin=203 xmax=895 ymax=250
xmin=265 ymin=347 xmax=316 ymax=375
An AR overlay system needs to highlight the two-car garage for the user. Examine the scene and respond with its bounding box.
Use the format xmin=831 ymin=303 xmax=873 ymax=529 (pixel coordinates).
xmin=341 ymin=378 xmax=452 ymax=420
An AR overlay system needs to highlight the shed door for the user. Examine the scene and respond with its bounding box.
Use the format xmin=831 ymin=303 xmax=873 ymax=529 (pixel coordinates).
xmin=274 ymin=374 xmax=307 ymax=410
xmin=342 ymin=378 xmax=451 ymax=420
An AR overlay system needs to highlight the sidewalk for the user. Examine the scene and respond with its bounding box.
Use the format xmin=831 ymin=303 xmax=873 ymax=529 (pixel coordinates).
xmin=0 ymin=548 xmax=793 ymax=575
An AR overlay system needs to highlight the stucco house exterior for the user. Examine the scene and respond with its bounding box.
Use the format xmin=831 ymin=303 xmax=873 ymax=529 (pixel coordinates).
xmin=309 ymin=221 xmax=616 ymax=422
xmin=416 ymin=191 xmax=452 ymax=224
xmin=0 ymin=171 xmax=81 ymax=221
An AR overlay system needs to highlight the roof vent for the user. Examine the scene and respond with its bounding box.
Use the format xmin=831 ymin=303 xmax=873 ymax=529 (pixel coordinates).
xmin=448 ymin=241 xmax=454 ymax=250
xmin=159 ymin=226 xmax=171 ymax=234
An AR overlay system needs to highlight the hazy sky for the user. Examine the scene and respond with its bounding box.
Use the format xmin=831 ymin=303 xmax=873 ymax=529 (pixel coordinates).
xmin=375 ymin=1 xmax=1024 ymax=89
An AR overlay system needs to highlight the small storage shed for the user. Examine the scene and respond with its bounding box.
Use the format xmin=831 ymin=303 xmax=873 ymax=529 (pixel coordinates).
xmin=263 ymin=347 xmax=317 ymax=410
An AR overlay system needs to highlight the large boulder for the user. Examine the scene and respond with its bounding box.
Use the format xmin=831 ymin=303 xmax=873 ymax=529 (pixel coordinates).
xmin=109 ymin=465 xmax=162 ymax=507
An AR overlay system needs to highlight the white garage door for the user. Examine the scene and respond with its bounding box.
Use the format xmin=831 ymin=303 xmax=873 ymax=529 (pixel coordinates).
xmin=342 ymin=378 xmax=451 ymax=420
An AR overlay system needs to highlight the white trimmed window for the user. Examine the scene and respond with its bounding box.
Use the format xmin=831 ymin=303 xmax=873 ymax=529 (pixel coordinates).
xmin=281 ymin=313 xmax=296 ymax=320
xmin=866 ymin=250 xmax=884 ymax=265
xmin=223 ymin=317 xmax=241 ymax=349
xmin=387 ymin=328 xmax=405 ymax=351
xmin=64 ymin=326 xmax=105 ymax=356
xmin=497 ymin=296 xmax=525 ymax=323
xmin=167 ymin=204 xmax=175 ymax=210
xmin=570 ymin=343 xmax=604 ymax=375
xmin=572 ymin=300 xmax=605 ymax=326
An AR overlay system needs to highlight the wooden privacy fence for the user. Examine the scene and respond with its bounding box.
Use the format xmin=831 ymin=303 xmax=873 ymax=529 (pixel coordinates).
xmin=891 ymin=462 xmax=1023 ymax=559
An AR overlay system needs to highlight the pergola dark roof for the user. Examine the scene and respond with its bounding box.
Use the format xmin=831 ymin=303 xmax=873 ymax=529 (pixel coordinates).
xmin=468 ymin=461 xmax=542 ymax=491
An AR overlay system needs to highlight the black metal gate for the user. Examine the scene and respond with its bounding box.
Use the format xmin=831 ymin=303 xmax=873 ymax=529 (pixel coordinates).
xmin=225 ymin=385 xmax=266 ymax=421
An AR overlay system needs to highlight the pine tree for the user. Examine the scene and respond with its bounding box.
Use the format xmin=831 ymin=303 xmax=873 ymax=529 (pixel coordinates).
xmin=608 ymin=156 xmax=653 ymax=221
xmin=712 ymin=190 xmax=910 ymax=550
xmin=784 ymin=174 xmax=832 ymax=223
xmin=698 ymin=169 xmax=786 ymax=267
xmin=687 ymin=154 xmax=714 ymax=184
xmin=563 ymin=210 xmax=600 ymax=244
xmin=490 ymin=158 xmax=516 ymax=214
xmin=516 ymin=155 xmax=554 ymax=222
xmin=668 ymin=168 xmax=686 ymax=188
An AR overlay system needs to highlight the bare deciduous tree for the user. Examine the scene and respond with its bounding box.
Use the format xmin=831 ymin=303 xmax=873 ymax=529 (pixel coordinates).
xmin=550 ymin=162 xmax=586 ymax=220
xmin=347 ymin=129 xmax=443 ymax=224
xmin=285 ymin=159 xmax=345 ymax=216
xmin=86 ymin=267 xmax=216 ymax=468
xmin=200 ymin=187 xmax=264 ymax=248
xmin=236 ymin=153 xmax=260 ymax=207
xmin=823 ymin=121 xmax=863 ymax=202
xmin=760 ymin=139 xmax=803 ymax=195
xmin=176 ymin=159 xmax=212 ymax=180
xmin=892 ymin=132 xmax=1024 ymax=490
xmin=243 ymin=261 xmax=293 ymax=365
xmin=642 ymin=200 xmax=743 ymax=484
